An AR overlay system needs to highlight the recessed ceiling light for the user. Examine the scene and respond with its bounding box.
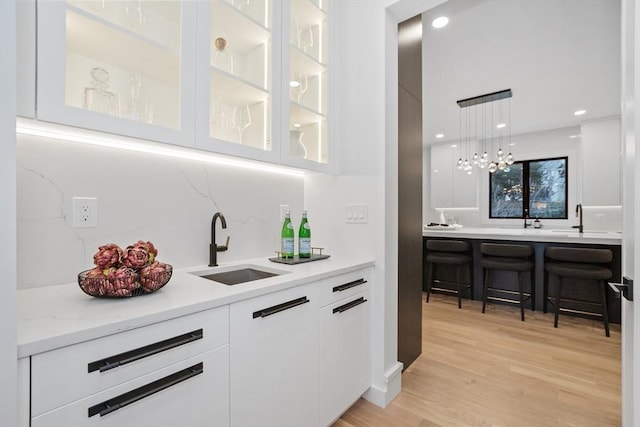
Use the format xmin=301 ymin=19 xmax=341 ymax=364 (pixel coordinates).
xmin=436 ymin=133 xmax=444 ymax=138
xmin=434 ymin=169 xmax=439 ymax=173
xmin=450 ymin=144 xmax=457 ymax=148
xmin=574 ymin=110 xmax=587 ymax=116
xmin=496 ymin=123 xmax=506 ymax=129
xmin=569 ymin=134 xmax=581 ymax=139
xmin=432 ymin=16 xmax=449 ymax=29
xmin=509 ymin=142 xmax=516 ymax=146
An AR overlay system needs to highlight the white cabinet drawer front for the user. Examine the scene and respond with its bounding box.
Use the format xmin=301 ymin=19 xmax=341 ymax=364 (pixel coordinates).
xmin=318 ymin=268 xmax=371 ymax=308
xmin=320 ymin=290 xmax=371 ymax=427
xmin=32 ymin=345 xmax=229 ymax=427
xmin=32 ymin=306 xmax=229 ymax=416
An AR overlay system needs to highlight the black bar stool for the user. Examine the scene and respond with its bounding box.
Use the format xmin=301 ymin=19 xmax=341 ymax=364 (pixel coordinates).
xmin=544 ymin=247 xmax=612 ymax=337
xmin=425 ymin=240 xmax=472 ymax=309
xmin=480 ymin=243 xmax=535 ymax=321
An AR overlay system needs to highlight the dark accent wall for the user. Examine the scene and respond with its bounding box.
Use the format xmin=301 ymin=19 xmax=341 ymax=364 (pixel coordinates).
xmin=397 ymin=15 xmax=423 ymax=369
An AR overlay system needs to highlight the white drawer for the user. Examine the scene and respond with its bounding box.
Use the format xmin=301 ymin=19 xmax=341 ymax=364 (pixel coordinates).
xmin=31 ymin=305 xmax=229 ymax=416
xmin=32 ymin=345 xmax=229 ymax=427
xmin=318 ymin=268 xmax=371 ymax=308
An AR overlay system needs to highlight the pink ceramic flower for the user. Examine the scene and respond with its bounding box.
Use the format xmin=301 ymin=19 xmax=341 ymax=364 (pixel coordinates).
xmin=93 ymin=243 xmax=123 ymax=269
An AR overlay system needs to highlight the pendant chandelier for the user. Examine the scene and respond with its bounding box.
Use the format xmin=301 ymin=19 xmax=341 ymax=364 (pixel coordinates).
xmin=455 ymin=89 xmax=514 ymax=174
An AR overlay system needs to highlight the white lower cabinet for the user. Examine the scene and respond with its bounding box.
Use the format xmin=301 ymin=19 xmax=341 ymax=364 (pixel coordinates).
xmin=320 ymin=288 xmax=371 ymax=426
xmin=230 ymin=283 xmax=320 ymax=427
xmin=32 ymin=346 xmax=229 ymax=427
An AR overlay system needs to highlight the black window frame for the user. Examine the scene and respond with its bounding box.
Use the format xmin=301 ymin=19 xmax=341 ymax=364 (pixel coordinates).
xmin=489 ymin=156 xmax=568 ymax=219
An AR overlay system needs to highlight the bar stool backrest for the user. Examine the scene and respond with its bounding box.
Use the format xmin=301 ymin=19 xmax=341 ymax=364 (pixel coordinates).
xmin=545 ymin=247 xmax=612 ymax=264
xmin=426 ymin=240 xmax=469 ymax=253
xmin=481 ymin=243 xmax=532 ymax=258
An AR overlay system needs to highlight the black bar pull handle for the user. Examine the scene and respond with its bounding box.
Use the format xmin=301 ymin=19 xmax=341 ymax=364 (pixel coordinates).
xmin=88 ymin=329 xmax=204 ymax=373
xmin=333 ymin=297 xmax=368 ymax=314
xmin=88 ymin=362 xmax=204 ymax=418
xmin=333 ymin=278 xmax=367 ymax=293
xmin=253 ymin=296 xmax=309 ymax=318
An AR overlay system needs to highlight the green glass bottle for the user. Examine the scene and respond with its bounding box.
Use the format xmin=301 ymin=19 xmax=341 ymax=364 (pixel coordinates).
xmin=298 ymin=210 xmax=311 ymax=258
xmin=281 ymin=211 xmax=294 ymax=258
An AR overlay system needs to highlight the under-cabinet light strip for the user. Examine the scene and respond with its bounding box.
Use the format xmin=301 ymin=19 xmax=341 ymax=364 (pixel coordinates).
xmin=16 ymin=120 xmax=305 ymax=178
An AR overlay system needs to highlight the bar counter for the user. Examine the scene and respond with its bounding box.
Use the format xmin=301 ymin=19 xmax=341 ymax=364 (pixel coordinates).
xmin=422 ymin=227 xmax=622 ymax=323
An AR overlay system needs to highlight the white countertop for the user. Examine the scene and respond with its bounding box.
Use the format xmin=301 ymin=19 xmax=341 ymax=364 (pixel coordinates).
xmin=17 ymin=256 xmax=375 ymax=358
xmin=423 ymin=226 xmax=622 ymax=245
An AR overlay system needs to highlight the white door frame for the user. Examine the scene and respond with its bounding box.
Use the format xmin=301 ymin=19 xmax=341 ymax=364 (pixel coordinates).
xmin=621 ymin=1 xmax=639 ymax=425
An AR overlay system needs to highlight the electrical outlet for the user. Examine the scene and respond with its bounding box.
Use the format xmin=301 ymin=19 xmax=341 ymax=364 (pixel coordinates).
xmin=280 ymin=204 xmax=290 ymax=223
xmin=73 ymin=197 xmax=98 ymax=228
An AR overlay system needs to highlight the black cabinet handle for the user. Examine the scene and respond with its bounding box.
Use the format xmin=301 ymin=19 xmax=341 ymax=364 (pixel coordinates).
xmin=88 ymin=329 xmax=203 ymax=373
xmin=333 ymin=278 xmax=367 ymax=293
xmin=88 ymin=362 xmax=203 ymax=418
xmin=253 ymin=296 xmax=309 ymax=318
xmin=333 ymin=296 xmax=368 ymax=314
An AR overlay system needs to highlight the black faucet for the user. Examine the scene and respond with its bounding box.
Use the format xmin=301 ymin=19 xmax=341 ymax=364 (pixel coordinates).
xmin=572 ymin=203 xmax=584 ymax=233
xmin=209 ymin=212 xmax=229 ymax=267
xmin=523 ymin=209 xmax=532 ymax=229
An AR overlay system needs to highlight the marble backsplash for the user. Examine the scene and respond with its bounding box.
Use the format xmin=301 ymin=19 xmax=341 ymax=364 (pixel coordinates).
xmin=17 ymin=134 xmax=304 ymax=289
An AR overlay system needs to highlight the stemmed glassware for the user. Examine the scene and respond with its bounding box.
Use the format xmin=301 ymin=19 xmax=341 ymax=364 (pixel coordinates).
xmin=299 ymin=27 xmax=314 ymax=54
xmin=290 ymin=73 xmax=308 ymax=104
xmin=233 ymin=105 xmax=252 ymax=144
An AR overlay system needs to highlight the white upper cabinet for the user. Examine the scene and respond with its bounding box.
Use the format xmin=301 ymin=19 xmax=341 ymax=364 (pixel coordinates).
xmin=36 ymin=0 xmax=197 ymax=146
xmin=31 ymin=0 xmax=334 ymax=171
xmin=195 ymin=0 xmax=280 ymax=163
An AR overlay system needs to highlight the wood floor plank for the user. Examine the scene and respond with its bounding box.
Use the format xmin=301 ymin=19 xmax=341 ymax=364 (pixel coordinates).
xmin=335 ymin=293 xmax=621 ymax=426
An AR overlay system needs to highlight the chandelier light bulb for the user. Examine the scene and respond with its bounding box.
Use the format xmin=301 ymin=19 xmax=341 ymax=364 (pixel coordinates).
xmin=457 ymin=158 xmax=463 ymax=169
xmin=478 ymin=159 xmax=487 ymax=168
xmin=482 ymin=151 xmax=488 ymax=159
xmin=504 ymin=166 xmax=511 ymax=172
xmin=466 ymin=169 xmax=473 ymax=175
xmin=489 ymin=162 xmax=497 ymax=173
xmin=498 ymin=159 xmax=507 ymax=170
xmin=472 ymin=152 xmax=479 ymax=164
xmin=506 ymin=153 xmax=514 ymax=165
xmin=497 ymin=148 xmax=504 ymax=160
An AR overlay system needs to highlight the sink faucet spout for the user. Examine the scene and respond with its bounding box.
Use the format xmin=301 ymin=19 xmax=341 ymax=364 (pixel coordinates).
xmin=572 ymin=203 xmax=584 ymax=233
xmin=209 ymin=212 xmax=229 ymax=267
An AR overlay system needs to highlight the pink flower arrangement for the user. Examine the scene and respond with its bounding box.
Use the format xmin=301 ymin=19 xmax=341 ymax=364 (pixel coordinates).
xmin=80 ymin=240 xmax=171 ymax=297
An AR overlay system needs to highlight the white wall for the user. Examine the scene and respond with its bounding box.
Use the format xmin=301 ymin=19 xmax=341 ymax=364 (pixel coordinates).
xmin=424 ymin=124 xmax=623 ymax=231
xmin=1 ymin=0 xmax=17 ymax=424
xmin=17 ymin=134 xmax=304 ymax=288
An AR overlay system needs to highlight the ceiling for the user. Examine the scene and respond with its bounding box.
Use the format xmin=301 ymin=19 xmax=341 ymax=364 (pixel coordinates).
xmin=421 ymin=0 xmax=621 ymax=146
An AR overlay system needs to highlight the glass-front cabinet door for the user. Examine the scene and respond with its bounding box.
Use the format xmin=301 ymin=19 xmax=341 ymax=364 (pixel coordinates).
xmin=36 ymin=0 xmax=197 ymax=146
xmin=285 ymin=0 xmax=329 ymax=170
xmin=195 ymin=0 xmax=279 ymax=163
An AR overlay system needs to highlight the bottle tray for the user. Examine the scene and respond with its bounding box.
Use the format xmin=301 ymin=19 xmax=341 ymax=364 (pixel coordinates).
xmin=268 ymin=254 xmax=330 ymax=265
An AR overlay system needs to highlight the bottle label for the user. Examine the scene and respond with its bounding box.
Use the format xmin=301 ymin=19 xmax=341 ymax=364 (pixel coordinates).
xmin=299 ymin=238 xmax=311 ymax=256
xmin=282 ymin=238 xmax=294 ymax=256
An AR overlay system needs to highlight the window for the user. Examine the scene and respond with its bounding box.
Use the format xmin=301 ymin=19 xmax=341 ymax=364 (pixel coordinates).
xmin=489 ymin=157 xmax=568 ymax=219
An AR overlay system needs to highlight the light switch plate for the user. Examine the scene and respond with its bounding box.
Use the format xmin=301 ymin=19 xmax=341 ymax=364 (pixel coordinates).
xmin=346 ymin=204 xmax=368 ymax=223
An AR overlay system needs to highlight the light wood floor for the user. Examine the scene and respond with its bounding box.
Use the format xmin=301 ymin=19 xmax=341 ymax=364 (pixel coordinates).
xmin=335 ymin=293 xmax=621 ymax=427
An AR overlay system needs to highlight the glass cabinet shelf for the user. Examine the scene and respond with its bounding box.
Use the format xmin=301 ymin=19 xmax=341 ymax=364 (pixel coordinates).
xmin=207 ymin=0 xmax=272 ymax=151
xmin=288 ymin=0 xmax=327 ymax=165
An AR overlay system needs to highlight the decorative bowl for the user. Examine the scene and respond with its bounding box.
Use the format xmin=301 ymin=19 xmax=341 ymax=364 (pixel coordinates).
xmin=78 ymin=264 xmax=172 ymax=298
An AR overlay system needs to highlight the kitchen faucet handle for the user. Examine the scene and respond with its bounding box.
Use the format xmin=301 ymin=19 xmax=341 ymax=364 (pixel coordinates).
xmin=217 ymin=236 xmax=230 ymax=252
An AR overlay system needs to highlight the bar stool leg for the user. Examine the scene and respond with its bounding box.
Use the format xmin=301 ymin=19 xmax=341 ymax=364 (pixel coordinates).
xmin=600 ymin=280 xmax=610 ymax=337
xmin=426 ymin=262 xmax=433 ymax=303
xmin=456 ymin=265 xmax=462 ymax=309
xmin=482 ymin=268 xmax=490 ymax=313
xmin=518 ymin=271 xmax=525 ymax=322
xmin=530 ymin=269 xmax=536 ymax=311
xmin=554 ymin=277 xmax=563 ymax=328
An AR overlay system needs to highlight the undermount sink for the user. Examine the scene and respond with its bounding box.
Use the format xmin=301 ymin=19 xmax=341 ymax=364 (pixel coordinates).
xmin=191 ymin=265 xmax=286 ymax=285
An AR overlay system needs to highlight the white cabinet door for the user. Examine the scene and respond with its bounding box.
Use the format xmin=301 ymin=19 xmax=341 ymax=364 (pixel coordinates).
xmin=319 ymin=290 xmax=370 ymax=426
xmin=32 ymin=346 xmax=229 ymax=427
xmin=18 ymin=358 xmax=30 ymax=427
xmin=36 ymin=0 xmax=197 ymax=147
xmin=230 ymin=284 xmax=319 ymax=427
xmin=194 ymin=0 xmax=280 ymax=164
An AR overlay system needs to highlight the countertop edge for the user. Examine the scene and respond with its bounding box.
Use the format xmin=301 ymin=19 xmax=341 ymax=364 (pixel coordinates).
xmin=18 ymin=258 xmax=375 ymax=358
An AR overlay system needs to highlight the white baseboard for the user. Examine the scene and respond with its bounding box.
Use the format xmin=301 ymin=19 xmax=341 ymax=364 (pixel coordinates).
xmin=363 ymin=361 xmax=403 ymax=408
